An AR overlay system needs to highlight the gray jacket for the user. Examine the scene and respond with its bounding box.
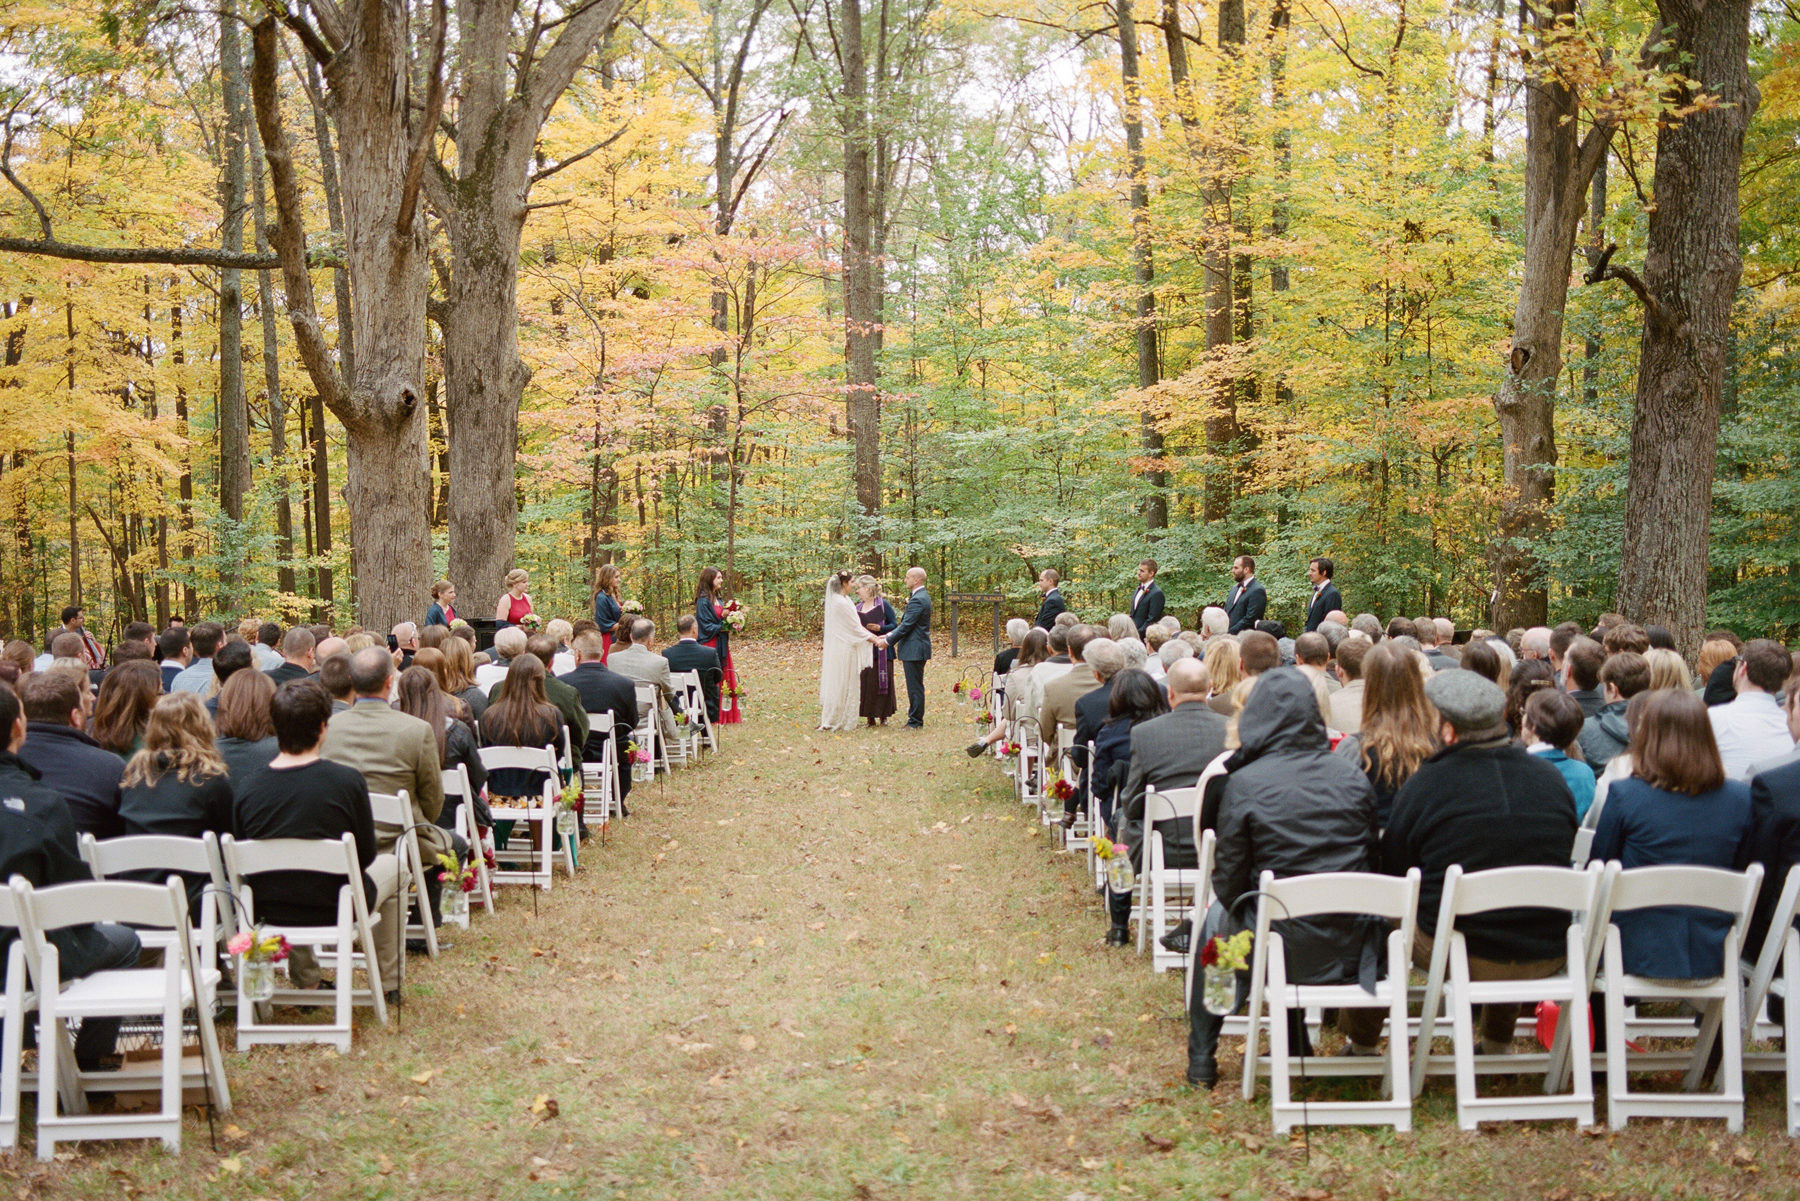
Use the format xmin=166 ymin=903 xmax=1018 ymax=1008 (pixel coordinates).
xmin=1117 ymin=702 xmax=1228 ymax=862
xmin=1577 ymin=700 xmax=1630 ymax=771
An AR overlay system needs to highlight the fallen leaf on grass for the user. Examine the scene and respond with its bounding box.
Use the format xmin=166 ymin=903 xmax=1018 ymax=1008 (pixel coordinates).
xmin=409 ymin=1070 xmax=434 ymax=1086
xmin=1141 ymin=1132 xmax=1174 ymax=1152
xmin=738 ymin=1034 xmax=758 ymax=1051
xmin=529 ymin=1094 xmax=560 ymax=1120
xmin=218 ymin=1156 xmax=243 ymax=1175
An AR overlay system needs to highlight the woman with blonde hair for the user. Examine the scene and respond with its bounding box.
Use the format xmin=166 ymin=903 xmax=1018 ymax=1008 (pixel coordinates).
xmin=120 ymin=693 xmax=233 ymax=837
xmin=1645 ymin=647 xmax=1693 ymax=693
xmin=496 ymin=567 xmax=534 ymax=628
xmin=1335 ymin=642 xmax=1438 ymax=825
xmin=1203 ymin=638 xmax=1241 ymax=716
xmin=592 ymin=562 xmax=624 ymax=661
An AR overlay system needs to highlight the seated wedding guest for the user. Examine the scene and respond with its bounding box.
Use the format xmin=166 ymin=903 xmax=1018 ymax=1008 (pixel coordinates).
xmin=1416 ymin=617 xmax=1458 ymax=672
xmin=1292 ymin=633 xmax=1336 ymax=719
xmin=1090 ymin=667 xmax=1168 ymax=823
xmin=169 ymin=622 xmax=224 ymax=695
xmin=662 ymin=616 xmax=722 ymax=723
xmin=1187 ymin=668 xmax=1377 ymax=1085
xmin=1107 ymin=659 xmax=1220 ymax=948
xmin=1199 ymin=607 xmax=1229 ymax=642
xmin=1578 ymin=651 xmax=1649 ymax=771
xmin=1459 ymin=638 xmax=1509 ymax=690
xmin=1742 ymin=696 xmax=1800 ymax=962
xmin=1709 ymin=638 xmax=1796 ymax=779
xmin=477 ymin=626 xmax=526 ymax=690
xmin=253 ymin=622 xmax=284 ymax=671
xmin=389 ymin=622 xmax=421 ymax=672
xmin=418 ymin=624 xmax=450 ymax=652
xmin=119 ymin=692 xmax=234 ymax=838
xmin=1603 ymin=622 xmax=1651 ymax=658
xmin=608 ymin=619 xmax=680 ymax=749
xmin=318 ymin=651 xmax=354 ymax=713
xmin=1644 ymin=646 xmax=1692 ymax=693
xmin=0 ymin=682 xmax=141 ymax=1069
xmin=1521 ymin=687 xmax=1596 ymax=820
xmin=314 ymin=635 xmax=348 ymax=665
xmin=1336 ymin=642 xmax=1438 ymax=827
xmin=1590 ymin=689 xmax=1753 ymax=979
xmin=1504 ymin=658 xmax=1555 ymax=737
xmin=1748 ymin=680 xmax=1800 ymax=779
xmin=1039 ymin=625 xmax=1102 ymax=738
xmin=543 ymin=619 xmax=577 ymax=676
xmin=1064 ymin=638 xmax=1126 ymax=827
xmin=1696 ymin=632 xmax=1741 ymax=703
xmin=1328 ymin=636 xmax=1369 ymax=734
xmin=393 ymin=665 xmax=486 ymax=849
xmin=1200 ymin=638 xmax=1237 ymax=716
xmin=972 ymin=630 xmax=1051 ymax=757
xmin=1645 ymin=624 xmax=1677 ymax=651
xmin=1563 ymin=636 xmax=1606 ymax=718
xmin=205 ymin=638 xmax=254 ymax=712
xmin=1520 ymin=626 xmax=1553 ymax=662
xmin=3 ymin=640 xmax=37 ymax=684
xmin=1106 ymin=614 xmax=1135 ymax=642
xmin=480 ymin=656 xmax=569 ymax=802
xmin=996 ymin=618 xmax=1030 ymax=677
xmin=1145 ymin=624 xmax=1169 ymax=656
xmin=497 ymin=634 xmax=590 ymax=756
xmin=234 ymin=680 xmax=399 ymax=998
xmin=156 ymin=629 xmax=190 ymax=691
xmin=435 ymin=635 xmax=488 ymax=721
xmin=1158 ymin=637 xmax=1193 ymax=671
xmin=266 ymin=626 xmax=316 ymax=687
xmin=1358 ymin=672 xmax=1577 ymax=1056
xmin=214 ymin=667 xmax=280 ymax=784
xmin=1119 ymin=637 xmax=1150 ymax=677
xmin=90 ymin=659 xmax=162 ymax=758
xmin=561 ymin=630 xmax=639 ymax=813
xmin=17 ymin=670 xmax=124 ymax=839
xmin=1035 ymin=625 xmax=1074 ymax=687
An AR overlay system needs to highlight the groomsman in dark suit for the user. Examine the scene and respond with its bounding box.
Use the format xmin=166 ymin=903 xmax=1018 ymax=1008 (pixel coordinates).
xmin=661 ymin=616 xmax=723 ymax=722
xmin=1034 ymin=569 xmax=1067 ymax=630
xmin=1304 ymin=557 xmax=1342 ymax=633
xmin=891 ymin=567 xmax=933 ymax=729
xmin=1223 ymin=555 xmax=1266 ymax=635
xmin=1129 ymin=560 xmax=1165 ymax=637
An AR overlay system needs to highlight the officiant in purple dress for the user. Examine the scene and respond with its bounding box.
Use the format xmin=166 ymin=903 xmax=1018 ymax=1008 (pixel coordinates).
xmin=856 ymin=576 xmax=898 ymax=726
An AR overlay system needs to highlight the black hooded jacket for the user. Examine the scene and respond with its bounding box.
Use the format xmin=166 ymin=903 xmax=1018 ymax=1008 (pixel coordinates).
xmin=1213 ymin=669 xmax=1379 ymax=984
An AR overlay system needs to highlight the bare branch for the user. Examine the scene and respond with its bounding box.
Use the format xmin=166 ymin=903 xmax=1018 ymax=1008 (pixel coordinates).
xmin=1584 ymin=241 xmax=1673 ymax=335
xmin=0 ymin=236 xmax=332 ymax=269
xmin=265 ymin=0 xmax=335 ymax=64
xmin=529 ymin=126 xmax=629 ymax=184
xmin=397 ymin=0 xmax=449 ymax=237
xmin=627 ymin=17 xmax=715 ymax=103
xmin=0 ymin=121 xmax=54 ymax=241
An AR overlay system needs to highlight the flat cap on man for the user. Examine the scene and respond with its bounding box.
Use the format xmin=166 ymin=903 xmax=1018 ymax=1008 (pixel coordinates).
xmin=1424 ymin=669 xmax=1507 ymax=734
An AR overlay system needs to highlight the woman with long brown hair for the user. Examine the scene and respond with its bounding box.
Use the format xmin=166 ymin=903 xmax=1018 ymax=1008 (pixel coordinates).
xmin=214 ymin=667 xmax=279 ymax=782
xmin=1590 ymin=689 xmax=1751 ymax=979
xmin=1335 ymin=641 xmax=1438 ymax=825
xmin=394 ymin=664 xmax=488 ymax=830
xmin=592 ymin=562 xmax=624 ymax=663
xmin=437 ymin=634 xmax=488 ymax=720
xmin=90 ymin=659 xmax=162 ymax=757
xmin=695 ymin=566 xmax=742 ymax=725
xmin=478 ymin=656 xmax=566 ymax=800
xmin=120 ymin=692 xmax=233 ymax=837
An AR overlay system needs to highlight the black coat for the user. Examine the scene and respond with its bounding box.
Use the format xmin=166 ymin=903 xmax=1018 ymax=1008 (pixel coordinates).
xmin=18 ymin=723 xmax=124 ymax=840
xmin=1224 ymin=578 xmax=1267 ymax=635
xmin=559 ymin=663 xmax=641 ymax=800
xmin=119 ymin=762 xmax=235 ymax=839
xmin=1213 ymin=669 xmax=1378 ymax=984
xmin=1070 ymin=678 xmax=1116 ymax=796
xmin=663 ymin=639 xmax=723 ymax=721
xmin=1304 ymin=581 xmax=1343 ymax=632
xmin=217 ymin=736 xmax=279 ymax=787
xmin=1034 ymin=589 xmax=1066 ymax=630
xmin=1381 ymin=738 xmax=1577 ymax=963
xmin=0 ymin=753 xmax=113 ymax=983
xmin=1129 ymin=583 xmax=1165 ymax=636
xmin=1743 ymin=758 xmax=1800 ymax=959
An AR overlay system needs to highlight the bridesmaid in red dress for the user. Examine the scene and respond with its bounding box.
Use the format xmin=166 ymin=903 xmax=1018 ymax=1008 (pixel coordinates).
xmin=695 ymin=566 xmax=742 ymax=724
xmin=495 ymin=568 xmax=534 ymax=627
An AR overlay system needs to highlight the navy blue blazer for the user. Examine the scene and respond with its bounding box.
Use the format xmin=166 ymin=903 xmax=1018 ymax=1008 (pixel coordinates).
xmin=1224 ymin=578 xmax=1266 ymax=634
xmin=1304 ymin=582 xmax=1343 ymax=632
xmin=1034 ymin=589 xmax=1066 ymax=630
xmin=891 ymin=590 xmax=932 ymax=662
xmin=1591 ymin=776 xmax=1753 ymax=978
xmin=1129 ymin=583 xmax=1165 ymax=636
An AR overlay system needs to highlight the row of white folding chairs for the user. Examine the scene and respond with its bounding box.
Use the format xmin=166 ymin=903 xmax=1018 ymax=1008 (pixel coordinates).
xmin=0 ymin=874 xmax=233 ymax=1159
xmin=477 ymin=743 xmax=574 ymax=892
xmin=1209 ymin=858 xmax=1773 ymax=1134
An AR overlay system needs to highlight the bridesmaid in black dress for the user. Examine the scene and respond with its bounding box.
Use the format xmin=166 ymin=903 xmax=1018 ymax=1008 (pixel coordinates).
xmin=855 ymin=575 xmax=898 ymax=725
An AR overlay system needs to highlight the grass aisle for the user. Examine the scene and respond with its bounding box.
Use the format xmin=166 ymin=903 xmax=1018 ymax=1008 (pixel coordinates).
xmin=34 ymin=642 xmax=1800 ymax=1199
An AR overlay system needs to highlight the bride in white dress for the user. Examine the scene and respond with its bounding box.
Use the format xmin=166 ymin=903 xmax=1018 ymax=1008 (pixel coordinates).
xmin=820 ymin=571 xmax=885 ymax=731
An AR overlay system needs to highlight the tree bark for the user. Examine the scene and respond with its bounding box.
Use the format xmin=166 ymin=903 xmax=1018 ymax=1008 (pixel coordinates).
xmin=1489 ymin=0 xmax=1612 ymax=630
xmin=250 ymin=10 xmax=433 ymax=631
xmin=1198 ymin=0 xmax=1237 ymax=524
xmin=1611 ymin=0 xmax=1754 ymax=650
xmin=217 ymin=1 xmax=252 ymax=540
xmin=245 ymin=47 xmax=296 ymax=599
xmin=1117 ymin=0 xmax=1164 ymax=532
xmin=837 ymin=0 xmax=883 ymax=561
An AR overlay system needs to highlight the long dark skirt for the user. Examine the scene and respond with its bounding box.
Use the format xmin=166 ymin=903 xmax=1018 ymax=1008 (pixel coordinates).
xmin=860 ymin=649 xmax=897 ymax=721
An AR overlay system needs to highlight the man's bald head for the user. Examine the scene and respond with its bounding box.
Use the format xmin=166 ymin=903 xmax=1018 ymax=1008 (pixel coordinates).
xmin=348 ymin=645 xmax=393 ymax=696
xmin=1166 ymin=657 xmax=1209 ymax=703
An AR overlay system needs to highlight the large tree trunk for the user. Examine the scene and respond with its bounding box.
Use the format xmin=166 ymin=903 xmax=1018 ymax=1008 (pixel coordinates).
xmin=250 ymin=10 xmax=433 ymax=632
xmin=247 ymin=96 xmax=297 ymax=599
xmin=217 ymin=1 xmax=251 ymax=544
xmin=838 ymin=0 xmax=882 ymax=561
xmin=1116 ymin=0 xmax=1164 ymax=533
xmin=1198 ymin=0 xmax=1238 ymax=525
xmin=1612 ymin=0 xmax=1753 ymax=650
xmin=1489 ymin=0 xmax=1611 ymax=629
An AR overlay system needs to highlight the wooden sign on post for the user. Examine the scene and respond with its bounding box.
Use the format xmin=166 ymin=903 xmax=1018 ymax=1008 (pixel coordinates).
xmin=946 ymin=592 xmax=1006 ymax=658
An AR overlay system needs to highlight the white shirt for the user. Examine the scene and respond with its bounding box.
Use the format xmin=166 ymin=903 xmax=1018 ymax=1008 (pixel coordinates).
xmin=1708 ymin=691 xmax=1795 ymax=780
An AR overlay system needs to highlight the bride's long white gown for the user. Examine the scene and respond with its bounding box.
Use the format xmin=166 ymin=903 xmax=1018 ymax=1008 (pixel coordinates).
xmin=819 ymin=591 xmax=877 ymax=731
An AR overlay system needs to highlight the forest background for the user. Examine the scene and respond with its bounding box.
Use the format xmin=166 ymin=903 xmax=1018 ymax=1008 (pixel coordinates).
xmin=0 ymin=0 xmax=1795 ymax=645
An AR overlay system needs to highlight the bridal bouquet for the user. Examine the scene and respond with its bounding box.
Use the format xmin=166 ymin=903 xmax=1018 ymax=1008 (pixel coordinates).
xmin=723 ymin=600 xmax=745 ymax=630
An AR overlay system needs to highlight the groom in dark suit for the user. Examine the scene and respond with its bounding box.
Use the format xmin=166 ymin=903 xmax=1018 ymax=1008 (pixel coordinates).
xmin=1129 ymin=559 xmax=1165 ymax=636
xmin=1034 ymin=569 xmax=1067 ymax=630
xmin=891 ymin=566 xmax=933 ymax=729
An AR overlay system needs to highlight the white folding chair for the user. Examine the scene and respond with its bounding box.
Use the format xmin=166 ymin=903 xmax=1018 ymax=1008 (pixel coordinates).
xmin=1014 ymin=718 xmax=1046 ymax=808
xmin=1137 ymin=786 xmax=1203 ymax=968
xmin=673 ymin=669 xmax=718 ymax=758
xmin=1242 ymin=867 xmax=1421 ymax=1133
xmin=581 ymin=711 xmax=625 ymax=826
xmin=13 ymin=876 xmax=231 ymax=1158
xmin=219 ymin=833 xmax=390 ymax=1051
xmin=477 ymin=744 xmax=568 ymax=890
xmin=441 ymin=766 xmax=494 ymax=918
xmin=1180 ymin=754 xmax=1234 ymax=1005
xmin=1593 ymin=861 xmax=1763 ymax=1131
xmin=77 ymin=832 xmax=225 ymax=962
xmin=1409 ymin=862 xmax=1604 ymax=1128
xmin=1741 ymin=864 xmax=1800 ymax=1135
xmin=0 ymin=890 xmax=35 ymax=1152
xmin=368 ymin=790 xmax=438 ymax=960
xmin=631 ymin=684 xmax=664 ymax=778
